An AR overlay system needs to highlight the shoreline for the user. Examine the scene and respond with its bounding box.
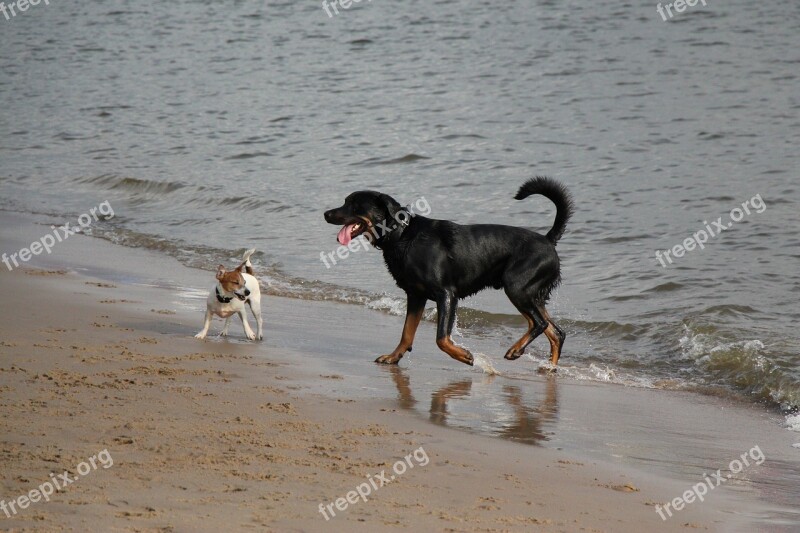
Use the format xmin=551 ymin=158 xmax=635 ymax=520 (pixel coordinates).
xmin=1 ymin=209 xmax=797 ymax=531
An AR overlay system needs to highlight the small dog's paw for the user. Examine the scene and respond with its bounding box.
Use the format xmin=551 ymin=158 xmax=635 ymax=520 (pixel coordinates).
xmin=375 ymin=354 xmax=401 ymax=365
xmin=194 ymin=333 xmax=206 ymax=339
xmin=246 ymin=332 xmax=256 ymax=341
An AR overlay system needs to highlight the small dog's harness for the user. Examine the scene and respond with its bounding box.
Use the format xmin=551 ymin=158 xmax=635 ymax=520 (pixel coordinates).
xmin=216 ymin=286 xmax=233 ymax=303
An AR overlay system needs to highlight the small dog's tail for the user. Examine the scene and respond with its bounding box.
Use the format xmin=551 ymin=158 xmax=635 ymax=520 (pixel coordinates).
xmin=514 ymin=177 xmax=573 ymax=245
xmin=241 ymin=248 xmax=256 ymax=275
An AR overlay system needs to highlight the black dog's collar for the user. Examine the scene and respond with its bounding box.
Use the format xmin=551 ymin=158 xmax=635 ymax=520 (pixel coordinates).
xmin=372 ymin=205 xmax=413 ymax=250
xmin=216 ymin=286 xmax=233 ymax=303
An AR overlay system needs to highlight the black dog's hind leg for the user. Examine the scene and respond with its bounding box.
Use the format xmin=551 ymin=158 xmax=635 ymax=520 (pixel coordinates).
xmin=539 ymin=305 xmax=566 ymax=365
xmin=376 ymin=292 xmax=426 ymax=364
xmin=434 ymin=291 xmax=474 ymax=366
xmin=504 ymin=307 xmax=548 ymax=360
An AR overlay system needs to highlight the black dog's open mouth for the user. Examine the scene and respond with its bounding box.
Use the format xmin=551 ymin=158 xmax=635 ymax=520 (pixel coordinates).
xmin=337 ymin=219 xmax=369 ymax=245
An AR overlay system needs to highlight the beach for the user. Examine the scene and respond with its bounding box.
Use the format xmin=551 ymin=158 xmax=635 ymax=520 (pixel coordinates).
xmin=1 ymin=211 xmax=797 ymax=532
xmin=2 ymin=0 xmax=800 ymax=531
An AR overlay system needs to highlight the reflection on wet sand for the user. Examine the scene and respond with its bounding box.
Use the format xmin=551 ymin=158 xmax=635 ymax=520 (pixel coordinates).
xmin=386 ymin=366 xmax=559 ymax=445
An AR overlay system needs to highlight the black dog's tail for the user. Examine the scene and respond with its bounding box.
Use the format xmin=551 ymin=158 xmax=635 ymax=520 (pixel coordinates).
xmin=514 ymin=177 xmax=573 ymax=245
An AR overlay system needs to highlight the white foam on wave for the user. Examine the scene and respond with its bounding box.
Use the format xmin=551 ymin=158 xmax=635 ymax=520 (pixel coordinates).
xmin=588 ymin=363 xmax=617 ymax=382
xmin=785 ymin=414 xmax=800 ymax=433
xmin=538 ymin=361 xmax=557 ymax=373
xmin=472 ymin=352 xmax=500 ymax=375
xmin=365 ymin=295 xmax=406 ymax=316
xmin=518 ymin=353 xmax=657 ymax=388
xmin=364 ymin=295 xmax=438 ymax=321
xmin=679 ymin=326 xmax=765 ymax=362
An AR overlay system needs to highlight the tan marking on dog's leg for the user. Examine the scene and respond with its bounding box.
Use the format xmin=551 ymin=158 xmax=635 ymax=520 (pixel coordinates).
xmin=538 ymin=306 xmax=565 ymax=365
xmin=505 ymin=312 xmax=534 ymax=360
xmin=544 ymin=323 xmax=561 ymax=365
xmin=436 ymin=336 xmax=474 ymax=366
xmin=376 ymin=298 xmax=425 ymax=364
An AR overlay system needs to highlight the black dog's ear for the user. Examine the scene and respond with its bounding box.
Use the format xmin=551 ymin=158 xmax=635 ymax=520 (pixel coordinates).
xmin=378 ymin=193 xmax=402 ymax=219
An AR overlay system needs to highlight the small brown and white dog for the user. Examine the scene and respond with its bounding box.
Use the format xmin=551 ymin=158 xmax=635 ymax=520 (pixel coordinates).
xmin=195 ymin=249 xmax=263 ymax=341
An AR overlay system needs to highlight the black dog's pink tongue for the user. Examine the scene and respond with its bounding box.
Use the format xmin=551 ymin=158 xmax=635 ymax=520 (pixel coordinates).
xmin=337 ymin=224 xmax=356 ymax=245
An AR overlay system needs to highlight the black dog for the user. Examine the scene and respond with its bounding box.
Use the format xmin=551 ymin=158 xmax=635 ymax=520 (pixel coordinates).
xmin=324 ymin=177 xmax=573 ymax=367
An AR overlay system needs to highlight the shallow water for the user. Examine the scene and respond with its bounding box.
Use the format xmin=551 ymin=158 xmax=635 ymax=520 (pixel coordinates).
xmin=1 ymin=0 xmax=798 ymax=415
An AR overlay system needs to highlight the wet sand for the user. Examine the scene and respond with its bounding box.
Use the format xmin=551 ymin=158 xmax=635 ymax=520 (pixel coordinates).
xmin=1 ymin=211 xmax=796 ymax=532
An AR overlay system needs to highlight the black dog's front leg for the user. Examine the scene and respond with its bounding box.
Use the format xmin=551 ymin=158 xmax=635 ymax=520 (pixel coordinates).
xmin=434 ymin=291 xmax=473 ymax=366
xmin=375 ymin=292 xmax=426 ymax=364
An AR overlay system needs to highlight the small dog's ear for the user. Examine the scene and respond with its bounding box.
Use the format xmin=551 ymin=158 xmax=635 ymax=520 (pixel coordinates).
xmin=378 ymin=193 xmax=402 ymax=219
xmin=216 ymin=265 xmax=226 ymax=280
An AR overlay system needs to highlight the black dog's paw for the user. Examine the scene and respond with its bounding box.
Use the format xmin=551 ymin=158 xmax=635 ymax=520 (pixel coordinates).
xmin=504 ymin=347 xmax=524 ymax=360
xmin=375 ymin=354 xmax=402 ymax=365
xmin=537 ymin=365 xmax=558 ymax=375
